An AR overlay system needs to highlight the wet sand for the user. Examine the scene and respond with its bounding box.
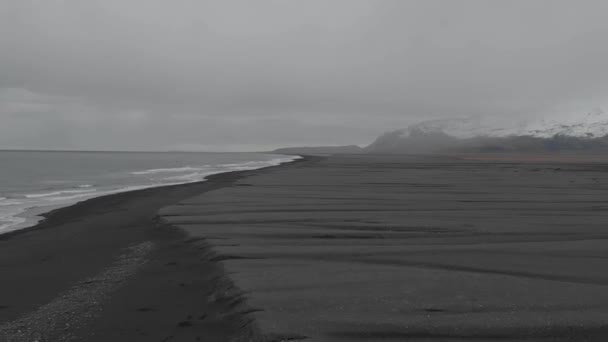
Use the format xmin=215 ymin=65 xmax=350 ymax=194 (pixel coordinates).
xmin=3 ymin=154 xmax=608 ymax=341
xmin=162 ymin=154 xmax=608 ymax=341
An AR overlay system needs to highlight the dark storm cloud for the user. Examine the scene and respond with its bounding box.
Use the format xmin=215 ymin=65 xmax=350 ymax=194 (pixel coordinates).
xmin=1 ymin=0 xmax=608 ymax=150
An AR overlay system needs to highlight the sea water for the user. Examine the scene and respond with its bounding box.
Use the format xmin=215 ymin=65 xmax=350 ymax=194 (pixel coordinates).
xmin=0 ymin=151 xmax=298 ymax=234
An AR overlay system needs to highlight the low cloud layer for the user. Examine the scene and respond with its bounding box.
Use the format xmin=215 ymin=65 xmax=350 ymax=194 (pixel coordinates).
xmin=1 ymin=0 xmax=608 ymax=150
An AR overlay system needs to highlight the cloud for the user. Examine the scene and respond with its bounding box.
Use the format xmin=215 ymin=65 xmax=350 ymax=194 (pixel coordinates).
xmin=1 ymin=0 xmax=608 ymax=150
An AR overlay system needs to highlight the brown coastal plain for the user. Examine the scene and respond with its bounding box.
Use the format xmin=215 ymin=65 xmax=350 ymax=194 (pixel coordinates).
xmin=3 ymin=154 xmax=608 ymax=341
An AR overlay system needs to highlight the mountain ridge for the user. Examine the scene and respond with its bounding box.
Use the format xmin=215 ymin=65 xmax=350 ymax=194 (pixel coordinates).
xmin=366 ymin=109 xmax=608 ymax=153
xmin=274 ymin=109 xmax=608 ymax=154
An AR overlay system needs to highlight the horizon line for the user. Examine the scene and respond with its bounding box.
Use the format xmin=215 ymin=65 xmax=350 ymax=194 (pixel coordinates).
xmin=0 ymin=148 xmax=271 ymax=154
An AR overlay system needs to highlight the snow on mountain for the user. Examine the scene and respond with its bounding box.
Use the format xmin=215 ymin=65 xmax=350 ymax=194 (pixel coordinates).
xmin=500 ymin=108 xmax=608 ymax=138
xmin=270 ymin=109 xmax=608 ymax=155
xmin=395 ymin=108 xmax=608 ymax=139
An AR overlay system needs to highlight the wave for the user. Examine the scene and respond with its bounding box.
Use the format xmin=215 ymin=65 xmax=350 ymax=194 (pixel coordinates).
xmin=131 ymin=156 xmax=297 ymax=177
xmin=158 ymin=156 xmax=298 ymax=183
xmin=0 ymin=199 xmax=24 ymax=206
xmin=43 ymin=193 xmax=101 ymax=202
xmin=25 ymin=188 xmax=98 ymax=199
xmin=1 ymin=154 xmax=300 ymax=234
xmin=219 ymin=159 xmax=285 ymax=168
xmin=217 ymin=157 xmax=300 ymax=170
xmin=131 ymin=166 xmax=202 ymax=175
xmin=0 ymin=214 xmax=26 ymax=232
xmin=162 ymin=172 xmax=212 ymax=182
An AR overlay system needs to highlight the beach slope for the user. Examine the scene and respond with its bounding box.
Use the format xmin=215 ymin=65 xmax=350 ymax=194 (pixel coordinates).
xmin=162 ymin=154 xmax=608 ymax=341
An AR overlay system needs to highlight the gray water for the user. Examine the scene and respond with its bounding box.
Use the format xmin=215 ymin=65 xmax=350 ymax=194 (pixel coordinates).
xmin=0 ymin=151 xmax=297 ymax=233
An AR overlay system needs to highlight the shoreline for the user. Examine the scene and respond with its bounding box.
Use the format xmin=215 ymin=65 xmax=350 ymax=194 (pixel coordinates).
xmin=0 ymin=155 xmax=304 ymax=241
xmin=0 ymin=155 xmax=312 ymax=341
xmin=5 ymin=153 xmax=608 ymax=340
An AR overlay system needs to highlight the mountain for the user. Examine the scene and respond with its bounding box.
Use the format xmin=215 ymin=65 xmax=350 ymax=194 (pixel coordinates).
xmin=272 ymin=109 xmax=608 ymax=155
xmin=489 ymin=108 xmax=608 ymax=138
xmin=366 ymin=109 xmax=608 ymax=153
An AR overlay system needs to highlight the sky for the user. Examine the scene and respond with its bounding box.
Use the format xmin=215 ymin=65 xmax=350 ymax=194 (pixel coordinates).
xmin=1 ymin=0 xmax=608 ymax=151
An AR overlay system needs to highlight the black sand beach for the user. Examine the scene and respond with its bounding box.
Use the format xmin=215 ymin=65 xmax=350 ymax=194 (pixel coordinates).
xmin=3 ymin=154 xmax=608 ymax=341
xmin=0 ymin=166 xmax=280 ymax=342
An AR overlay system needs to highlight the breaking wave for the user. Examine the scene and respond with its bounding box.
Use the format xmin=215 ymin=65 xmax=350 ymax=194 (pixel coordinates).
xmin=0 ymin=154 xmax=300 ymax=234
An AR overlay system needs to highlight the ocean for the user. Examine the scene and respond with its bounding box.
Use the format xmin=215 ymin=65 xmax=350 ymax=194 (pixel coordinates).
xmin=0 ymin=150 xmax=297 ymax=234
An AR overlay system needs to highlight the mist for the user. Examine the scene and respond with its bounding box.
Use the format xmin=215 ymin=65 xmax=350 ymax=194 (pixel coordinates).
xmin=1 ymin=0 xmax=608 ymax=151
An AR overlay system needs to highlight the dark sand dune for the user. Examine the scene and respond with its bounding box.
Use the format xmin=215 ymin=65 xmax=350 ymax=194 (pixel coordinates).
xmin=161 ymin=154 xmax=608 ymax=341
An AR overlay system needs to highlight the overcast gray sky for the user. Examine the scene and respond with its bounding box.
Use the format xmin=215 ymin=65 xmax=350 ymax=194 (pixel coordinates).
xmin=1 ymin=0 xmax=608 ymax=151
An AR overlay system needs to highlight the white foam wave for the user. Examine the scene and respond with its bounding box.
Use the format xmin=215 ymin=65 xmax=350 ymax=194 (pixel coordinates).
xmin=162 ymin=172 xmax=212 ymax=182
xmin=132 ymin=156 xmax=297 ymax=178
xmin=25 ymin=188 xmax=97 ymax=199
xmin=219 ymin=157 xmax=299 ymax=169
xmin=0 ymin=199 xmax=24 ymax=206
xmin=44 ymin=193 xmax=101 ymax=202
xmin=0 ymin=214 xmax=26 ymax=232
xmin=40 ymin=185 xmax=161 ymax=203
xmin=158 ymin=156 xmax=297 ymax=183
xmin=0 ymin=154 xmax=300 ymax=234
xmin=131 ymin=166 xmax=201 ymax=175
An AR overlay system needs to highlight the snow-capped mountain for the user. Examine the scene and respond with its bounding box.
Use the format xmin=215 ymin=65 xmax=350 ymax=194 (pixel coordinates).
xmin=274 ymin=109 xmax=608 ymax=155
xmin=392 ymin=108 xmax=608 ymax=139
xmin=496 ymin=108 xmax=608 ymax=138
xmin=366 ymin=109 xmax=608 ymax=153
